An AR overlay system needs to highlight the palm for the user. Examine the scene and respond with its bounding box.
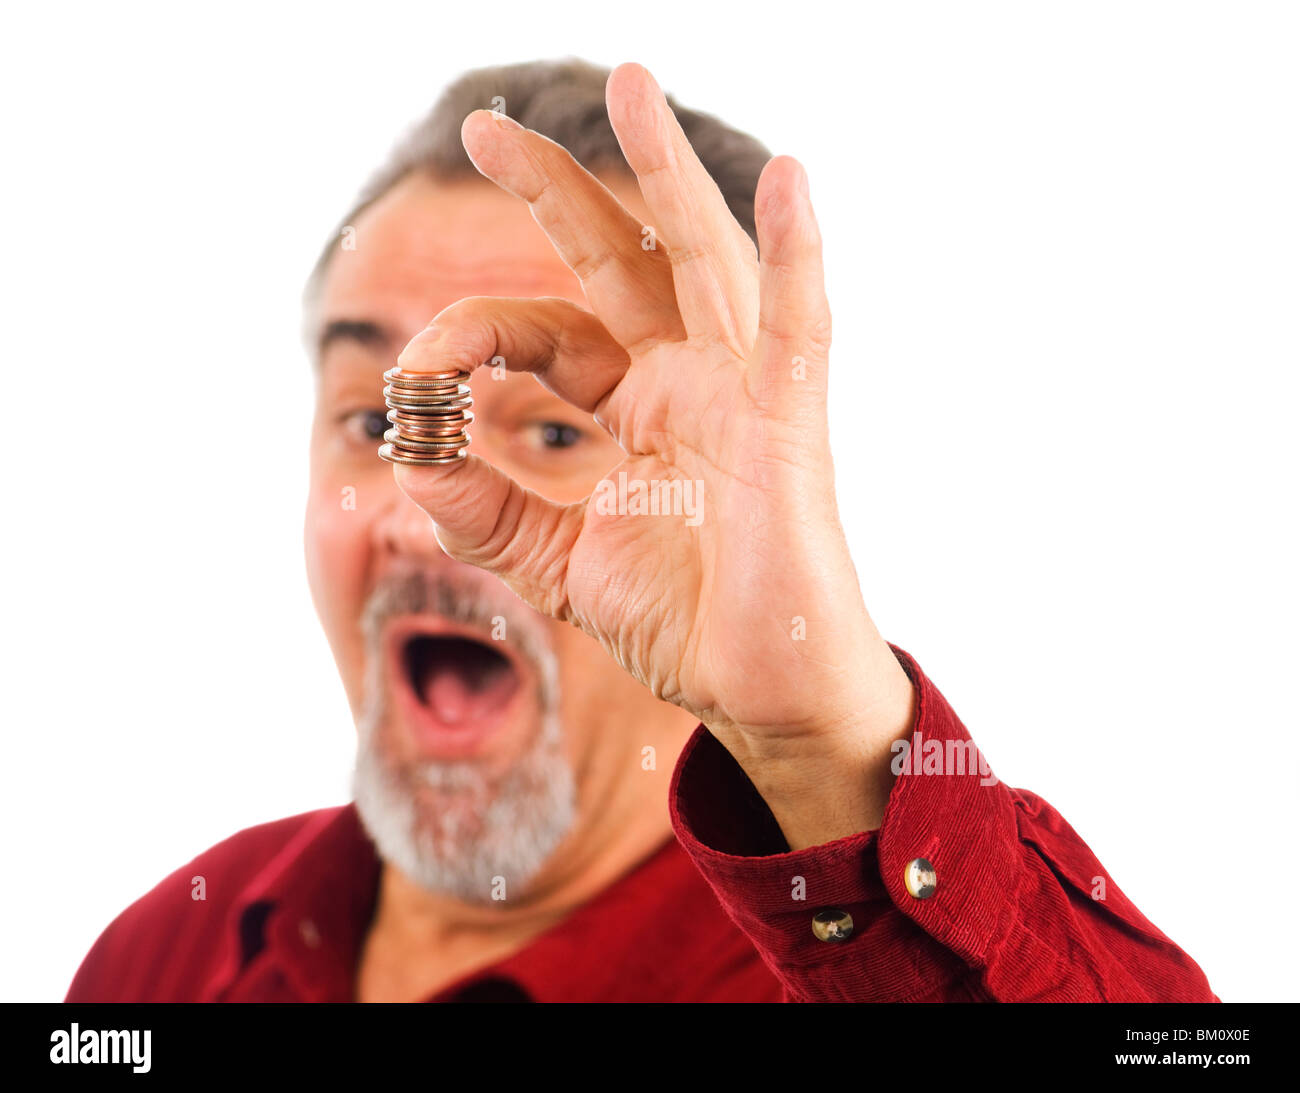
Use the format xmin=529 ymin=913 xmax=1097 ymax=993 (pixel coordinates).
xmin=555 ymin=344 xmax=805 ymax=735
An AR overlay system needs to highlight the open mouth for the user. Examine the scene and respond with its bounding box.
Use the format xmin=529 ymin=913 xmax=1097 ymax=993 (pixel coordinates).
xmin=387 ymin=622 xmax=528 ymax=758
xmin=404 ymin=634 xmax=519 ymax=724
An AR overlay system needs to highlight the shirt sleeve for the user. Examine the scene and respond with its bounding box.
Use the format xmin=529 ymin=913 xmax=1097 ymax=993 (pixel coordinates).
xmin=667 ymin=644 xmax=1219 ymax=1002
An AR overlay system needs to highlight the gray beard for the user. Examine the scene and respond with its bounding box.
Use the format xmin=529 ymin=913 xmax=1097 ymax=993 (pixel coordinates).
xmin=350 ymin=570 xmax=577 ymax=903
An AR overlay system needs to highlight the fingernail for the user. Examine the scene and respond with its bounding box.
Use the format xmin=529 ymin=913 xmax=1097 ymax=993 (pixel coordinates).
xmin=491 ymin=111 xmax=523 ymax=130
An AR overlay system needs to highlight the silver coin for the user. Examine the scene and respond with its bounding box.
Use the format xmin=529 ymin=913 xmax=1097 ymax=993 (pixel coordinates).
xmin=378 ymin=443 xmax=468 ymax=466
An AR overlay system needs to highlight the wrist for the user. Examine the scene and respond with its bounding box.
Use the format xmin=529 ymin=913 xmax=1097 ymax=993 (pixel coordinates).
xmin=711 ymin=643 xmax=917 ymax=850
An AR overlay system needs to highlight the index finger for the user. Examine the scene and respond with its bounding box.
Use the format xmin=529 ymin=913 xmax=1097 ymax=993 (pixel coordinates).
xmin=460 ymin=110 xmax=685 ymax=356
xmin=398 ymin=295 xmax=630 ymax=416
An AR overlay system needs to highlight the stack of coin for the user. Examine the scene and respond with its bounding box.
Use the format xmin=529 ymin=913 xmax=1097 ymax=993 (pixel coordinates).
xmin=377 ymin=366 xmax=474 ymax=465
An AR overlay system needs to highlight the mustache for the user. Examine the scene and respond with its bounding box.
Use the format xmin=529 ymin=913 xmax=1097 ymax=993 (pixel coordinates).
xmin=359 ymin=568 xmax=558 ymax=708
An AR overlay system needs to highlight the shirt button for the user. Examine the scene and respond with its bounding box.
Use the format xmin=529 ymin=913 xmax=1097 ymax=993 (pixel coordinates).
xmin=904 ymin=858 xmax=938 ymax=899
xmin=298 ymin=918 xmax=321 ymax=949
xmin=811 ymin=908 xmax=855 ymax=943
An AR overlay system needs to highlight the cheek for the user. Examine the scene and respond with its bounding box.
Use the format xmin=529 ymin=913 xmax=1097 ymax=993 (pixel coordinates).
xmin=490 ymin=438 xmax=624 ymax=507
xmin=304 ymin=464 xmax=373 ymax=668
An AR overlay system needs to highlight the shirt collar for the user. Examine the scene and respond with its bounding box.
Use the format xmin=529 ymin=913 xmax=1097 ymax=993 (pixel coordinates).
xmin=210 ymin=805 xmax=381 ymax=1002
xmin=205 ymin=802 xmax=721 ymax=1002
xmin=426 ymin=834 xmax=711 ymax=1002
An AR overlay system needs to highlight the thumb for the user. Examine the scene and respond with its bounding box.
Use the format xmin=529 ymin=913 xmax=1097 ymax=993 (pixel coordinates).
xmin=393 ymin=455 xmax=582 ymax=622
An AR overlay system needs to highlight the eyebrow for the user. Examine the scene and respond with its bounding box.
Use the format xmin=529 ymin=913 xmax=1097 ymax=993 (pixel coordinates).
xmin=315 ymin=318 xmax=393 ymax=361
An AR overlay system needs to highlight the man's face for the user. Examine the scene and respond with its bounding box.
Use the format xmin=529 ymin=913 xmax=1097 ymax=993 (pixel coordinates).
xmin=305 ymin=172 xmax=695 ymax=902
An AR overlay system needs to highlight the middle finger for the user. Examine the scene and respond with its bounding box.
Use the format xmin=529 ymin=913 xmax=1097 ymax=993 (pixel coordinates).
xmin=461 ymin=110 xmax=686 ymax=356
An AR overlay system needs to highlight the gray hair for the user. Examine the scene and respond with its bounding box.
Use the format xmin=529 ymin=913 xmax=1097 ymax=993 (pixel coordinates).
xmin=303 ymin=56 xmax=772 ymax=318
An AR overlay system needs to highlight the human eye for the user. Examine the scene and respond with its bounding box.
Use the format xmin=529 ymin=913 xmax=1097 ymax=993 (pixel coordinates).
xmin=338 ymin=408 xmax=390 ymax=446
xmin=529 ymin=421 xmax=585 ymax=450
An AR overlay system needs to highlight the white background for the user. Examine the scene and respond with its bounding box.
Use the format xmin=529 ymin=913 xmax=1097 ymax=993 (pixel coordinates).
xmin=2 ymin=1 xmax=1296 ymax=1003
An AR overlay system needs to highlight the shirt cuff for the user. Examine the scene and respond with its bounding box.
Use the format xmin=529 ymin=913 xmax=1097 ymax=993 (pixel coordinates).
xmin=667 ymin=644 xmax=1014 ymax=1002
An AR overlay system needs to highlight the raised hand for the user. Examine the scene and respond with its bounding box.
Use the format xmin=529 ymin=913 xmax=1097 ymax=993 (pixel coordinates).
xmin=391 ymin=63 xmax=915 ymax=848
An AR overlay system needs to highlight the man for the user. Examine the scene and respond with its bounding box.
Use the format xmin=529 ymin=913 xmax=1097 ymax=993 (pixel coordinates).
xmin=66 ymin=58 xmax=1216 ymax=1003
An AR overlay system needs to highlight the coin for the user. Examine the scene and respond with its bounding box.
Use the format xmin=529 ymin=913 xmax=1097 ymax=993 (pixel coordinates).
xmin=378 ymin=366 xmax=473 ymax=466
xmin=378 ymin=443 xmax=468 ymax=466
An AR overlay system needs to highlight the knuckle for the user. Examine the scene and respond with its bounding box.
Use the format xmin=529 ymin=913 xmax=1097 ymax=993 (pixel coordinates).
xmin=570 ymin=244 xmax=617 ymax=282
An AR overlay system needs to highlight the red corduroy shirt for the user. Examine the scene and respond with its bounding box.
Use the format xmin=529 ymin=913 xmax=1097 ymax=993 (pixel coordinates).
xmin=65 ymin=647 xmax=1218 ymax=1002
